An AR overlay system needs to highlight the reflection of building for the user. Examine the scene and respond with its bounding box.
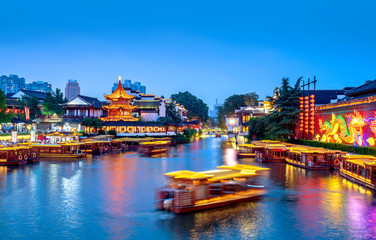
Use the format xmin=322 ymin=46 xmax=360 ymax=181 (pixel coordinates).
xmin=65 ymin=79 xmax=80 ymax=101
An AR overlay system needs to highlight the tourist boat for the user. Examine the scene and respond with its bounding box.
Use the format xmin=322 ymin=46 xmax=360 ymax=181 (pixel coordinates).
xmin=236 ymin=144 xmax=261 ymax=158
xmin=15 ymin=144 xmax=40 ymax=163
xmin=31 ymin=143 xmax=85 ymax=158
xmin=215 ymin=133 xmax=222 ymax=138
xmin=340 ymin=155 xmax=376 ymax=190
xmin=0 ymin=147 xmax=29 ymax=165
xmin=319 ymin=149 xmax=347 ymax=170
xmin=285 ymin=147 xmax=331 ymax=169
xmin=156 ymin=164 xmax=269 ymax=214
xmin=138 ymin=141 xmax=169 ymax=155
xmin=80 ymin=140 xmax=112 ymax=154
xmin=109 ymin=139 xmax=128 ymax=152
xmin=255 ymin=144 xmax=287 ymax=162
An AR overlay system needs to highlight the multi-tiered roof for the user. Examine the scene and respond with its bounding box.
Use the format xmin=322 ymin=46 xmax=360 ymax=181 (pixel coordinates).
xmin=100 ymin=76 xmax=138 ymax=122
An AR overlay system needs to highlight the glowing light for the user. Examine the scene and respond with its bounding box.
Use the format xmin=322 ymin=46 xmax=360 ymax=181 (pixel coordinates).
xmin=227 ymin=118 xmax=238 ymax=126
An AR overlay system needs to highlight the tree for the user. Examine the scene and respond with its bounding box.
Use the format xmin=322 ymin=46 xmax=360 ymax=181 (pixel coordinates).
xmin=19 ymin=95 xmax=41 ymax=120
xmin=217 ymin=106 xmax=226 ymax=129
xmin=166 ymin=102 xmax=182 ymax=124
xmin=84 ymin=118 xmax=102 ymax=132
xmin=0 ymin=89 xmax=13 ymax=123
xmin=42 ymin=88 xmax=66 ymax=115
xmin=244 ymin=92 xmax=259 ymax=106
xmin=248 ymin=117 xmax=267 ymax=140
xmin=171 ymin=91 xmax=209 ymax=122
xmin=54 ymin=88 xmax=67 ymax=104
xmin=222 ymin=92 xmax=259 ymax=117
xmin=264 ymin=77 xmax=302 ymax=140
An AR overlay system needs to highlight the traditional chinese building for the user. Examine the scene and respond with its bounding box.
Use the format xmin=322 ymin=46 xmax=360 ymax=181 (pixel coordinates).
xmin=302 ymin=79 xmax=376 ymax=146
xmin=100 ymin=76 xmax=138 ymax=122
xmin=84 ymin=76 xmax=174 ymax=136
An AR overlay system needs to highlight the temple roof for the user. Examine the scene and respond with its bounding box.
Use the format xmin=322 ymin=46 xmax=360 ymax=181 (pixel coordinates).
xmin=100 ymin=115 xmax=139 ymax=122
xmin=104 ymin=76 xmax=135 ymax=101
xmin=103 ymin=104 xmax=137 ymax=111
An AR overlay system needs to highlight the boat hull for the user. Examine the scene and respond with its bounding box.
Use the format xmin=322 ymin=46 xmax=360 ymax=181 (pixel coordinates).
xmin=39 ymin=153 xmax=85 ymax=158
xmin=171 ymin=189 xmax=267 ymax=214
xmin=236 ymin=153 xmax=255 ymax=158
xmin=256 ymin=158 xmax=285 ymax=163
xmin=286 ymin=159 xmax=330 ymax=170
xmin=0 ymin=160 xmax=27 ymax=166
xmin=340 ymin=171 xmax=376 ymax=190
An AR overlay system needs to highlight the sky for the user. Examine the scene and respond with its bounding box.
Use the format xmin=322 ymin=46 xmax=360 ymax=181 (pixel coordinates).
xmin=1 ymin=0 xmax=376 ymax=109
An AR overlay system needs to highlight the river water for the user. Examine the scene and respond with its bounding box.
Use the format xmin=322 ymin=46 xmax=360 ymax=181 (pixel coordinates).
xmin=0 ymin=137 xmax=376 ymax=240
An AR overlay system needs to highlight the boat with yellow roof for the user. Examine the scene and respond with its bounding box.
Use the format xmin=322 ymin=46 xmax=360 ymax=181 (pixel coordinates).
xmin=340 ymin=155 xmax=376 ymax=189
xmin=155 ymin=164 xmax=269 ymax=214
xmin=236 ymin=144 xmax=261 ymax=158
xmin=138 ymin=141 xmax=170 ymax=155
xmin=31 ymin=142 xmax=85 ymax=158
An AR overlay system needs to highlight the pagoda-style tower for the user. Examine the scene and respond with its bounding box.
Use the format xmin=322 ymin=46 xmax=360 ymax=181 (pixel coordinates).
xmin=101 ymin=76 xmax=138 ymax=121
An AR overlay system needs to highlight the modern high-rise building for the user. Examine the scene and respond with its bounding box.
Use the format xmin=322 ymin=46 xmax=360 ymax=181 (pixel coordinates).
xmin=25 ymin=81 xmax=52 ymax=93
xmin=0 ymin=74 xmax=26 ymax=94
xmin=0 ymin=74 xmax=52 ymax=94
xmin=65 ymin=79 xmax=80 ymax=101
xmin=112 ymin=79 xmax=146 ymax=94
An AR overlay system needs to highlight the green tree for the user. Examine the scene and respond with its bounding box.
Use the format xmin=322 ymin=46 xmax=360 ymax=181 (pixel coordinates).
xmin=264 ymin=77 xmax=302 ymax=140
xmin=217 ymin=106 xmax=226 ymax=129
xmin=84 ymin=118 xmax=102 ymax=132
xmin=222 ymin=92 xmax=259 ymax=117
xmin=171 ymin=91 xmax=209 ymax=122
xmin=19 ymin=95 xmax=41 ymax=120
xmin=42 ymin=88 xmax=66 ymax=115
xmin=248 ymin=117 xmax=267 ymax=140
xmin=0 ymin=89 xmax=14 ymax=123
xmin=166 ymin=102 xmax=182 ymax=124
xmin=54 ymin=88 xmax=67 ymax=103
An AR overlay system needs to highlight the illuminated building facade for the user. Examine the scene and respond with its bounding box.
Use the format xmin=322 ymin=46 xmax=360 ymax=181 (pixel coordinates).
xmin=235 ymin=101 xmax=272 ymax=135
xmin=314 ymin=80 xmax=376 ymax=146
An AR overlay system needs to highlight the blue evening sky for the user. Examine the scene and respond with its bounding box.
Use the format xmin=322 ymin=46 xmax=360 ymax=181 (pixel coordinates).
xmin=1 ymin=0 xmax=375 ymax=108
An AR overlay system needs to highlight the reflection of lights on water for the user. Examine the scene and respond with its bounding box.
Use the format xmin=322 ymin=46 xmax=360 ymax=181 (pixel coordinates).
xmin=161 ymin=159 xmax=167 ymax=173
xmin=224 ymin=148 xmax=237 ymax=166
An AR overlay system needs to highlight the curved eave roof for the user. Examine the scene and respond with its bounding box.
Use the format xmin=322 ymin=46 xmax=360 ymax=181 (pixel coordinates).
xmin=103 ymin=104 xmax=137 ymax=110
xmin=104 ymin=80 xmax=135 ymax=100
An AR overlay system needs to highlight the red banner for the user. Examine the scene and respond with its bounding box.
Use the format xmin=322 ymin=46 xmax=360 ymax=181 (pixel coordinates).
xmin=25 ymin=107 xmax=30 ymax=121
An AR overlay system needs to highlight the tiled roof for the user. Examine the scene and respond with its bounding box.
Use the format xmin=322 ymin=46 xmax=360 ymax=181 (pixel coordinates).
xmin=302 ymin=90 xmax=346 ymax=105
xmin=346 ymin=80 xmax=376 ymax=97
xmin=78 ymin=95 xmax=103 ymax=108
xmin=100 ymin=121 xmax=166 ymax=126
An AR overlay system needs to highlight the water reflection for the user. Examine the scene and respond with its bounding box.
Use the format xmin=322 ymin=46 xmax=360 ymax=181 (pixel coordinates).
xmin=1 ymin=138 xmax=376 ymax=239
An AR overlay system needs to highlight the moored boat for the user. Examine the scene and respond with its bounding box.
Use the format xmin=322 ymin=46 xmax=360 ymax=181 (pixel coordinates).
xmin=340 ymin=155 xmax=376 ymax=190
xmin=255 ymin=144 xmax=287 ymax=162
xmin=138 ymin=141 xmax=169 ymax=155
xmin=236 ymin=144 xmax=260 ymax=158
xmin=286 ymin=147 xmax=330 ymax=169
xmin=31 ymin=143 xmax=85 ymax=158
xmin=0 ymin=147 xmax=29 ymax=165
xmin=155 ymin=164 xmax=269 ymax=214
